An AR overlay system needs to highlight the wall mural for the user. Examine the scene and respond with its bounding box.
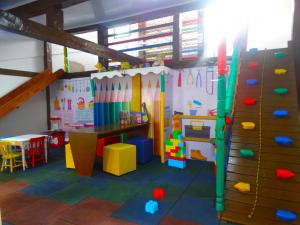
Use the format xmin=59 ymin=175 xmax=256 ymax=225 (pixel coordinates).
xmin=50 ymin=77 xmax=94 ymax=129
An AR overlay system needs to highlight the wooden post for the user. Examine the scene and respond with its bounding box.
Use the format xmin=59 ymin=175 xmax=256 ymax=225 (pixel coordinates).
xmin=172 ymin=13 xmax=180 ymax=62
xmin=97 ymin=25 xmax=109 ymax=68
xmin=216 ymin=39 xmax=226 ymax=212
xmin=44 ymin=7 xmax=64 ymax=129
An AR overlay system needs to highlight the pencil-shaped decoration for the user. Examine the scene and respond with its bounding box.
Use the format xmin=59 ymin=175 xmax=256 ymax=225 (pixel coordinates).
xmin=122 ymin=82 xmax=131 ymax=112
xmin=145 ymin=80 xmax=154 ymax=138
xmin=110 ymin=83 xmax=117 ymax=125
xmin=99 ymin=83 xmax=105 ymax=126
xmin=154 ymin=79 xmax=161 ymax=155
xmin=104 ymin=83 xmax=110 ymax=125
xmin=116 ymin=82 xmax=123 ymax=125
xmin=94 ymin=80 xmax=99 ymax=126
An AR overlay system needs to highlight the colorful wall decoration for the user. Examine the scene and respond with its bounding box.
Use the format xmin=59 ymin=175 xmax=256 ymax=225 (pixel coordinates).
xmin=50 ymin=77 xmax=94 ymax=129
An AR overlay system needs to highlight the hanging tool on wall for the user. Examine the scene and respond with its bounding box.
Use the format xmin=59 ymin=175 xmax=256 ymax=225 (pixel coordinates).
xmin=177 ymin=70 xmax=182 ymax=87
xmin=196 ymin=69 xmax=202 ymax=88
xmin=186 ymin=68 xmax=195 ymax=86
xmin=206 ymin=66 xmax=214 ymax=95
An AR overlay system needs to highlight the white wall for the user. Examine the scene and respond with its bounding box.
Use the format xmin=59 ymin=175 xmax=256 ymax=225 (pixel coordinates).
xmin=0 ymin=31 xmax=47 ymax=137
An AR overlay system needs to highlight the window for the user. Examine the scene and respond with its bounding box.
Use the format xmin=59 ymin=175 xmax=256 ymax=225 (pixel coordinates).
xmin=108 ymin=16 xmax=173 ymax=65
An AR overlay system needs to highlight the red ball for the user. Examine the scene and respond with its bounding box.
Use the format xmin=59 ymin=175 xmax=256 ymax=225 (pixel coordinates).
xmin=153 ymin=187 xmax=165 ymax=200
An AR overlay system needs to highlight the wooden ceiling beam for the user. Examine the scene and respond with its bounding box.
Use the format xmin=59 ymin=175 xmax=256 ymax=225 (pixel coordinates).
xmin=8 ymin=0 xmax=88 ymax=19
xmin=0 ymin=10 xmax=143 ymax=64
xmin=0 ymin=68 xmax=37 ymax=77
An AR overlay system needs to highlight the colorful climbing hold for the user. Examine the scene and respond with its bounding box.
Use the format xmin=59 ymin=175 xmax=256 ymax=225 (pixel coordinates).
xmin=225 ymin=116 xmax=231 ymax=125
xmin=274 ymin=68 xmax=287 ymax=75
xmin=234 ymin=182 xmax=250 ymax=192
xmin=276 ymin=210 xmax=297 ymax=222
xmin=247 ymin=61 xmax=258 ymax=68
xmin=241 ymin=122 xmax=255 ymax=130
xmin=243 ymin=98 xmax=256 ymax=105
xmin=246 ymin=79 xmax=258 ymax=86
xmin=274 ymin=52 xmax=286 ymax=58
xmin=276 ymin=169 xmax=295 ymax=180
xmin=273 ymin=110 xmax=289 ymax=118
xmin=275 ymin=136 xmax=292 ymax=146
xmin=240 ymin=149 xmax=255 ymax=158
xmin=273 ymin=87 xmax=288 ymax=95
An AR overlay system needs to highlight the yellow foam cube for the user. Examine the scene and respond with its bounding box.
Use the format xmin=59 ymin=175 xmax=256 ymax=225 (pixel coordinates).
xmin=65 ymin=143 xmax=75 ymax=169
xmin=103 ymin=143 xmax=136 ymax=176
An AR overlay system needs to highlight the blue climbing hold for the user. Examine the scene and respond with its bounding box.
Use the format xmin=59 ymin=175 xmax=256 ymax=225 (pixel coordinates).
xmin=276 ymin=209 xmax=297 ymax=222
xmin=273 ymin=110 xmax=289 ymax=118
xmin=275 ymin=136 xmax=292 ymax=146
xmin=246 ymin=79 xmax=258 ymax=86
xmin=249 ymin=48 xmax=258 ymax=53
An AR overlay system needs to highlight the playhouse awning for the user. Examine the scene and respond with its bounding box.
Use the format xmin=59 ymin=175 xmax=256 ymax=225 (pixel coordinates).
xmin=90 ymin=66 xmax=170 ymax=80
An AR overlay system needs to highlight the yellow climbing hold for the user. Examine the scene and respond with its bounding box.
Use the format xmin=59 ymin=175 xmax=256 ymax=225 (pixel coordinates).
xmin=234 ymin=182 xmax=250 ymax=192
xmin=274 ymin=68 xmax=287 ymax=75
xmin=241 ymin=122 xmax=255 ymax=130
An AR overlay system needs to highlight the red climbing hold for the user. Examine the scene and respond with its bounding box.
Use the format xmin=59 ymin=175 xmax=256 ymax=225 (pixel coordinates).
xmin=243 ymin=98 xmax=256 ymax=105
xmin=225 ymin=116 xmax=231 ymax=125
xmin=153 ymin=187 xmax=165 ymax=200
xmin=276 ymin=169 xmax=295 ymax=180
xmin=248 ymin=61 xmax=258 ymax=68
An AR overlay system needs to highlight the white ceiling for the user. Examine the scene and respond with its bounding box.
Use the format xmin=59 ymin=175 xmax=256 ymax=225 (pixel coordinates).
xmin=1 ymin=0 xmax=202 ymax=29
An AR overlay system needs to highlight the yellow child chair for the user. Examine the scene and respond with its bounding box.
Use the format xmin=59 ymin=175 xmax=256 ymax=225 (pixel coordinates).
xmin=0 ymin=141 xmax=23 ymax=173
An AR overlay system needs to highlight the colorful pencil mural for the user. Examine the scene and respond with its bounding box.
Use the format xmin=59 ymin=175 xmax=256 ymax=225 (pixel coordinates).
xmin=154 ymin=79 xmax=161 ymax=155
xmin=99 ymin=83 xmax=105 ymax=126
xmin=110 ymin=83 xmax=117 ymax=125
xmin=122 ymin=82 xmax=131 ymax=112
xmin=105 ymin=83 xmax=110 ymax=125
xmin=145 ymin=80 xmax=154 ymax=139
xmin=116 ymin=82 xmax=122 ymax=124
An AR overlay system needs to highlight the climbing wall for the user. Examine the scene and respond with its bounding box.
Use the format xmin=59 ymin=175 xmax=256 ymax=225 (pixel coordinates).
xmin=222 ymin=48 xmax=300 ymax=225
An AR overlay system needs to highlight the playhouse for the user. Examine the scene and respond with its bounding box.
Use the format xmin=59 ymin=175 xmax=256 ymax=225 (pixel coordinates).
xmin=0 ymin=0 xmax=299 ymax=225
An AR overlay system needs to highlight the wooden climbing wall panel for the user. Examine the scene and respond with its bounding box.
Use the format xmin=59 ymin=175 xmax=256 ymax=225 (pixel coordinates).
xmin=222 ymin=48 xmax=300 ymax=225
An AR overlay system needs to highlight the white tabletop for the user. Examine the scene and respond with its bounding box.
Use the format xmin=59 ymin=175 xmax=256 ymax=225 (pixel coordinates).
xmin=0 ymin=134 xmax=48 ymax=142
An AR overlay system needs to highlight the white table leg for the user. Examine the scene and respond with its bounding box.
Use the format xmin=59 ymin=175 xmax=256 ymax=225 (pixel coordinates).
xmin=21 ymin=142 xmax=26 ymax=171
xmin=44 ymin=137 xmax=48 ymax=163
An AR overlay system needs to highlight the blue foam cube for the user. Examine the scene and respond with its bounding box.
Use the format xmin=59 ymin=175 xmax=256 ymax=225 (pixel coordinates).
xmin=127 ymin=137 xmax=153 ymax=164
xmin=168 ymin=159 xmax=186 ymax=169
xmin=275 ymin=136 xmax=292 ymax=146
xmin=276 ymin=210 xmax=297 ymax=222
xmin=178 ymin=134 xmax=183 ymax=140
xmin=246 ymin=79 xmax=258 ymax=86
xmin=273 ymin=110 xmax=289 ymax=118
xmin=145 ymin=200 xmax=158 ymax=214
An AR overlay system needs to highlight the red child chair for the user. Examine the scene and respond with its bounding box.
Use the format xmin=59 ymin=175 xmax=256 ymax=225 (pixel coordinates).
xmin=26 ymin=137 xmax=46 ymax=168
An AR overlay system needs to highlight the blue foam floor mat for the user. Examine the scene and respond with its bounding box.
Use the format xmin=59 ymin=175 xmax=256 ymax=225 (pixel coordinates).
xmin=112 ymin=197 xmax=173 ymax=225
xmin=21 ymin=178 xmax=69 ymax=197
xmin=155 ymin=171 xmax=196 ymax=187
xmin=169 ymin=195 xmax=218 ymax=225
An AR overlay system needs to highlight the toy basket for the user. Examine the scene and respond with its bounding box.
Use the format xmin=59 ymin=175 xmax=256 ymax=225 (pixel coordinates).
xmin=185 ymin=120 xmax=210 ymax=138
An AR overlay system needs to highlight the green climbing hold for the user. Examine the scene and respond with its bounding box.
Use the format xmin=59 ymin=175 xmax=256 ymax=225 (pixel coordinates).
xmin=274 ymin=52 xmax=285 ymax=58
xmin=240 ymin=149 xmax=255 ymax=158
xmin=274 ymin=88 xmax=288 ymax=95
